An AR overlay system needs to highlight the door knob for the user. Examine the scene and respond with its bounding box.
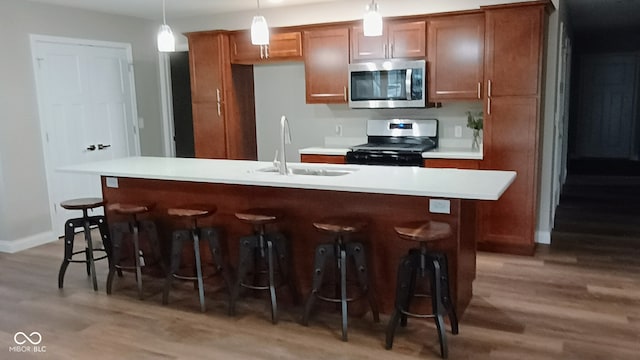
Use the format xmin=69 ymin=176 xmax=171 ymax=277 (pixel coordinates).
xmin=86 ymin=145 xmax=96 ymax=151
xmin=97 ymin=144 xmax=111 ymax=150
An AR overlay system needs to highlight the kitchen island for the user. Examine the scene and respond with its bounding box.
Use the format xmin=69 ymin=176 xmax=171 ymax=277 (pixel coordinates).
xmin=60 ymin=156 xmax=515 ymax=316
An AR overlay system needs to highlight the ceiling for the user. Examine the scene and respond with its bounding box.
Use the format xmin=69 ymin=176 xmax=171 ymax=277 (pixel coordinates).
xmin=24 ymin=0 xmax=640 ymax=31
xmin=24 ymin=0 xmax=348 ymax=20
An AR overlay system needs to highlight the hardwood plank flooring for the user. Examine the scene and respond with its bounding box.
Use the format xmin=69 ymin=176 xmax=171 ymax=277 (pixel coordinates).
xmin=1 ymin=234 xmax=639 ymax=359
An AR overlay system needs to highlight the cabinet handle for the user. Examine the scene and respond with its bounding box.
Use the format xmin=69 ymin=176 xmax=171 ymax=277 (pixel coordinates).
xmin=265 ymin=45 xmax=269 ymax=59
xmin=217 ymin=102 xmax=221 ymax=117
xmin=487 ymin=98 xmax=491 ymax=115
xmin=488 ymin=79 xmax=492 ymax=98
xmin=390 ymin=43 xmax=394 ymax=58
xmin=383 ymin=44 xmax=387 ymax=58
xmin=260 ymin=45 xmax=264 ymax=59
xmin=216 ymin=88 xmax=221 ymax=102
xmin=343 ymin=86 xmax=347 ymax=101
xmin=477 ymin=82 xmax=481 ymax=99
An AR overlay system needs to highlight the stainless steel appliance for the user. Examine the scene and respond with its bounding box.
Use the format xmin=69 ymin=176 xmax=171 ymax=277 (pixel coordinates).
xmin=346 ymin=119 xmax=438 ymax=167
xmin=348 ymin=60 xmax=426 ymax=109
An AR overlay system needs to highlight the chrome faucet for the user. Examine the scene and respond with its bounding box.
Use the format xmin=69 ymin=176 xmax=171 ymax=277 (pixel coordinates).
xmin=278 ymin=115 xmax=292 ymax=175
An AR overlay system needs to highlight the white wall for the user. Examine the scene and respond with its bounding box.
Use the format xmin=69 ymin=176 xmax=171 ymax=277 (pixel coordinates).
xmin=253 ymin=63 xmax=483 ymax=162
xmin=0 ymin=0 xmax=163 ymax=250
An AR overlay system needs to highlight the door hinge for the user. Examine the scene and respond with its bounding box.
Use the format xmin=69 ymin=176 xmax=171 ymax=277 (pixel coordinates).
xmin=36 ymin=57 xmax=44 ymax=68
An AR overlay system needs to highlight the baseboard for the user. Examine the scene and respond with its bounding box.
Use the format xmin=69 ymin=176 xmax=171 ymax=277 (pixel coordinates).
xmin=536 ymin=230 xmax=551 ymax=245
xmin=0 ymin=231 xmax=57 ymax=254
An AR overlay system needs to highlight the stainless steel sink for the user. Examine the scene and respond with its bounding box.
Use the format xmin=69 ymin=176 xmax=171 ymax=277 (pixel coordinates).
xmin=254 ymin=166 xmax=357 ymax=176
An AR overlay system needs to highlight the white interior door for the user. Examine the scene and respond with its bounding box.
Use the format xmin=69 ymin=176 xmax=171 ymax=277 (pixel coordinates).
xmin=32 ymin=36 xmax=140 ymax=236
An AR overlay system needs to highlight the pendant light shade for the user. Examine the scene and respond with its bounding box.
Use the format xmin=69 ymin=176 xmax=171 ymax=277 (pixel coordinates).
xmin=251 ymin=15 xmax=270 ymax=45
xmin=363 ymin=0 xmax=383 ymax=37
xmin=157 ymin=0 xmax=175 ymax=52
xmin=251 ymin=0 xmax=270 ymax=45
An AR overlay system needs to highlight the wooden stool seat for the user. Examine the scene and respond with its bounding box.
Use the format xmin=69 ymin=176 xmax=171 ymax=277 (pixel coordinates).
xmin=60 ymin=197 xmax=105 ymax=210
xmin=394 ymin=221 xmax=452 ymax=243
xmin=313 ymin=216 xmax=367 ymax=234
xmin=167 ymin=207 xmax=214 ymax=219
xmin=235 ymin=208 xmax=280 ymax=224
xmin=109 ymin=203 xmax=154 ymax=215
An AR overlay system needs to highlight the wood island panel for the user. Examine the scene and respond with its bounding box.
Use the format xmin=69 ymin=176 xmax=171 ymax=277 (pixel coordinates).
xmin=101 ymin=176 xmax=477 ymax=316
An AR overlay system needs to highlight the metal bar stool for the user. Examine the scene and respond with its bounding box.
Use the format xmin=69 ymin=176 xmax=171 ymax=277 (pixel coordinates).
xmin=106 ymin=203 xmax=163 ymax=300
xmin=385 ymin=220 xmax=459 ymax=359
xmin=58 ymin=198 xmax=112 ymax=291
xmin=302 ymin=216 xmax=379 ymax=341
xmin=162 ymin=206 xmax=233 ymax=313
xmin=232 ymin=208 xmax=297 ymax=324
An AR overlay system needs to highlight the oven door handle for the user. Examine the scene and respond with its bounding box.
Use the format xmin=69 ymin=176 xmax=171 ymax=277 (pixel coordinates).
xmin=405 ymin=69 xmax=413 ymax=100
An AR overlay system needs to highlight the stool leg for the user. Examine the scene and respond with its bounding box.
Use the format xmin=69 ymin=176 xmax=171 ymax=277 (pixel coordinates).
xmin=302 ymin=243 xmax=332 ymax=326
xmin=385 ymin=253 xmax=418 ymax=350
xmin=266 ymin=238 xmax=278 ymax=324
xmin=338 ymin=245 xmax=348 ymax=341
xmin=141 ymin=220 xmax=165 ymax=275
xmin=401 ymin=258 xmax=418 ymax=328
xmin=273 ymin=232 xmax=299 ymax=305
xmin=347 ymin=242 xmax=379 ymax=323
xmin=436 ymin=253 xmax=459 ymax=335
xmin=429 ymin=257 xmax=448 ymax=359
xmin=95 ymin=216 xmax=112 ymax=269
xmin=233 ymin=236 xmax=258 ymax=315
xmin=83 ymin=217 xmax=99 ymax=292
xmin=58 ymin=219 xmax=78 ymax=289
xmin=191 ymin=228 xmax=206 ymax=313
xmin=130 ymin=222 xmax=143 ymax=300
xmin=163 ymin=230 xmax=187 ymax=306
xmin=202 ymin=227 xmax=235 ymax=316
xmin=106 ymin=222 xmax=127 ymax=294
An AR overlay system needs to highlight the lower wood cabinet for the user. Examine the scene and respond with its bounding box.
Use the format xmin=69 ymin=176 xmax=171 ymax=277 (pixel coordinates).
xmin=300 ymin=154 xmax=346 ymax=164
xmin=424 ymin=159 xmax=480 ymax=169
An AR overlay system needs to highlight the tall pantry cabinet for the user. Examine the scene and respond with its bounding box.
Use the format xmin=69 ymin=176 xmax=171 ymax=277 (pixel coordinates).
xmin=478 ymin=3 xmax=546 ymax=255
xmin=186 ymin=31 xmax=257 ymax=160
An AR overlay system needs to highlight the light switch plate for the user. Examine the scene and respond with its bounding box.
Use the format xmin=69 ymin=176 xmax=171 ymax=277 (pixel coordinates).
xmin=429 ymin=199 xmax=451 ymax=214
xmin=105 ymin=177 xmax=119 ymax=188
xmin=454 ymin=126 xmax=462 ymax=138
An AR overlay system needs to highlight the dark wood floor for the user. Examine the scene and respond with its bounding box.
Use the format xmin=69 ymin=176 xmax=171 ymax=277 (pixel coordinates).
xmin=1 ymin=232 xmax=639 ymax=359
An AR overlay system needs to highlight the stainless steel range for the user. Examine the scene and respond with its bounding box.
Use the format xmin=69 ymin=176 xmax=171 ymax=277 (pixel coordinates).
xmin=346 ymin=119 xmax=438 ymax=167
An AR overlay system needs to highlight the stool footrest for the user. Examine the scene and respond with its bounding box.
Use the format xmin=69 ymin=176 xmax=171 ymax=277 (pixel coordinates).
xmin=316 ymin=292 xmax=364 ymax=303
xmin=399 ymin=308 xmax=437 ymax=319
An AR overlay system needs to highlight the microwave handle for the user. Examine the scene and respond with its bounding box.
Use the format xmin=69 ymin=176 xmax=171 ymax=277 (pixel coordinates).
xmin=405 ymin=69 xmax=413 ymax=100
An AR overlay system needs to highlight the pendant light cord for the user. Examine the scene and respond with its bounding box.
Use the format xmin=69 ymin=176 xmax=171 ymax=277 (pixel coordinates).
xmin=162 ymin=0 xmax=167 ymax=25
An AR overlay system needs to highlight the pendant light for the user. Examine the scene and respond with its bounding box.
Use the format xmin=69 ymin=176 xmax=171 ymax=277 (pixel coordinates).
xmin=251 ymin=0 xmax=270 ymax=45
xmin=157 ymin=0 xmax=175 ymax=52
xmin=363 ymin=0 xmax=383 ymax=37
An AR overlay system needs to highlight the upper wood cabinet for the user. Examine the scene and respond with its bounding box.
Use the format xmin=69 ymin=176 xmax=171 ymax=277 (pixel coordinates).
xmin=230 ymin=31 xmax=303 ymax=64
xmin=303 ymin=26 xmax=350 ymax=104
xmin=427 ymin=14 xmax=485 ymax=101
xmin=187 ymin=31 xmax=257 ymax=160
xmin=351 ymin=20 xmax=426 ymax=62
xmin=484 ymin=5 xmax=543 ymax=97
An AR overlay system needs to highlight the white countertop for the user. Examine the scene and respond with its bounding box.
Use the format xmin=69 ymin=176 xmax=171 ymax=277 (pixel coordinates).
xmin=298 ymin=146 xmax=483 ymax=160
xmin=58 ymin=156 xmax=515 ymax=201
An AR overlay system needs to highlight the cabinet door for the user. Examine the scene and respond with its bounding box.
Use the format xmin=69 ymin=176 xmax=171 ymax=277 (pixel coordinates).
xmin=230 ymin=31 xmax=303 ymax=64
xmin=485 ymin=6 xmax=543 ymax=97
xmin=350 ymin=25 xmax=386 ymax=62
xmin=388 ymin=20 xmax=426 ymax=59
xmin=303 ymin=27 xmax=350 ymax=104
xmin=479 ymin=96 xmax=539 ymax=254
xmin=188 ymin=33 xmax=228 ymax=158
xmin=424 ymin=159 xmax=479 ymax=169
xmin=428 ymin=14 xmax=484 ymax=101
xmin=301 ymin=154 xmax=346 ymax=164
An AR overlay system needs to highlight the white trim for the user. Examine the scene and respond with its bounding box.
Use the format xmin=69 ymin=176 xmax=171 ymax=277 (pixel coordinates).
xmin=0 ymin=231 xmax=57 ymax=254
xmin=30 ymin=34 xmax=141 ymax=237
xmin=159 ymin=52 xmax=176 ymax=157
xmin=535 ymin=231 xmax=551 ymax=245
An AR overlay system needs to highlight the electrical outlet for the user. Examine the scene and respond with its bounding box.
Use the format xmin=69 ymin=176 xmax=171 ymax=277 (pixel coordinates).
xmin=454 ymin=126 xmax=462 ymax=138
xmin=335 ymin=124 xmax=343 ymax=136
xmin=429 ymin=199 xmax=451 ymax=214
xmin=105 ymin=177 xmax=119 ymax=188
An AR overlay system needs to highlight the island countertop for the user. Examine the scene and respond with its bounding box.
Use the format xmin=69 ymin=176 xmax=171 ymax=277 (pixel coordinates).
xmin=59 ymin=156 xmax=515 ymax=201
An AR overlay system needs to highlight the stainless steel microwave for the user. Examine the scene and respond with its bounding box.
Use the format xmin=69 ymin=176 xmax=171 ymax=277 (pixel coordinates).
xmin=348 ymin=59 xmax=426 ymax=109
